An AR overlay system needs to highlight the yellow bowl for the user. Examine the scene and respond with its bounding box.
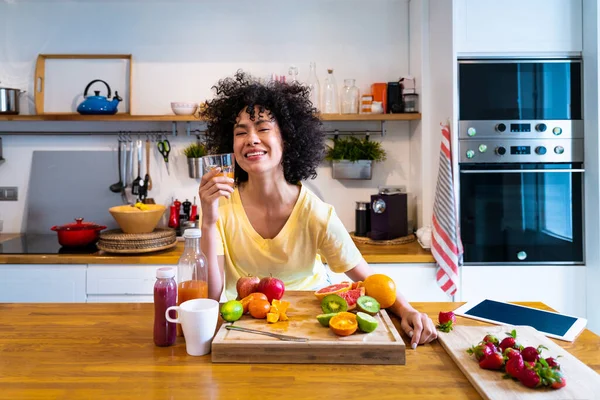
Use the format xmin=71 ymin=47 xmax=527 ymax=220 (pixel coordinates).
xmin=108 ymin=204 xmax=167 ymax=234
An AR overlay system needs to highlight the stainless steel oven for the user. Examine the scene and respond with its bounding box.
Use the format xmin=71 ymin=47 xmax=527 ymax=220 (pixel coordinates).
xmin=458 ymin=58 xmax=584 ymax=265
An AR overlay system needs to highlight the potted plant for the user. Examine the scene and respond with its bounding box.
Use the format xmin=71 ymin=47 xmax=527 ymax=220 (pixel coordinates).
xmin=325 ymin=136 xmax=387 ymax=180
xmin=183 ymin=142 xmax=207 ymax=178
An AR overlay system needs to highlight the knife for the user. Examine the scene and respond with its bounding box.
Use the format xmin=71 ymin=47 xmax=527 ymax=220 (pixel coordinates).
xmin=225 ymin=325 xmax=309 ymax=342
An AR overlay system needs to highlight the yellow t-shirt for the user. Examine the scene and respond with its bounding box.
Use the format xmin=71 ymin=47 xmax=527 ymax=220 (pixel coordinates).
xmin=215 ymin=183 xmax=363 ymax=300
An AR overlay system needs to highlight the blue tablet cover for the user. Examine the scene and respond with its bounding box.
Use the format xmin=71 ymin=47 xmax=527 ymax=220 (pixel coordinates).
xmin=464 ymin=300 xmax=578 ymax=337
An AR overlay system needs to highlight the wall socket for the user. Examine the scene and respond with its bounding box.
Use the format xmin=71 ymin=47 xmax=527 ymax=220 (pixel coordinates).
xmin=0 ymin=187 xmax=18 ymax=201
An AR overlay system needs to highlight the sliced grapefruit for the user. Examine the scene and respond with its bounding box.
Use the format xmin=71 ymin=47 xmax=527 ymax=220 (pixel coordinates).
xmin=314 ymin=282 xmax=352 ymax=301
xmin=338 ymin=287 xmax=366 ymax=310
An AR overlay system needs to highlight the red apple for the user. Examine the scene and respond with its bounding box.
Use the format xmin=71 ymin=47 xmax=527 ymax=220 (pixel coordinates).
xmin=256 ymin=274 xmax=285 ymax=302
xmin=236 ymin=274 xmax=260 ymax=299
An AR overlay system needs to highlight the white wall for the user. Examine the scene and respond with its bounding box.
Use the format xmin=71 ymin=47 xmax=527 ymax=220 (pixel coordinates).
xmin=583 ymin=0 xmax=600 ymax=335
xmin=0 ymin=0 xmax=423 ymax=233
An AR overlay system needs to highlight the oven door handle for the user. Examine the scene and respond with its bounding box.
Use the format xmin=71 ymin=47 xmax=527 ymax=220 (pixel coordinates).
xmin=460 ymin=169 xmax=585 ymax=174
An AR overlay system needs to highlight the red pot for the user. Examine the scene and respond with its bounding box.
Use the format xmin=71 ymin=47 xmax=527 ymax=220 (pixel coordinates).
xmin=50 ymin=218 xmax=107 ymax=247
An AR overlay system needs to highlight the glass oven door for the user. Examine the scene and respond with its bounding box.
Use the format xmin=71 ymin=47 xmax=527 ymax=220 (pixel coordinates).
xmin=459 ymin=59 xmax=582 ymax=120
xmin=459 ymin=163 xmax=584 ymax=264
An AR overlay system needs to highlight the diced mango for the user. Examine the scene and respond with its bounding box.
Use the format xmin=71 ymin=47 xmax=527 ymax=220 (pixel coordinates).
xmin=278 ymin=312 xmax=289 ymax=322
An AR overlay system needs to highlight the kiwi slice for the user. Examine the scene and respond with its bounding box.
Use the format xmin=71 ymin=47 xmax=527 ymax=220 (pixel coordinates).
xmin=316 ymin=313 xmax=339 ymax=327
xmin=320 ymin=294 xmax=348 ymax=314
xmin=356 ymin=296 xmax=381 ymax=315
xmin=356 ymin=312 xmax=379 ymax=333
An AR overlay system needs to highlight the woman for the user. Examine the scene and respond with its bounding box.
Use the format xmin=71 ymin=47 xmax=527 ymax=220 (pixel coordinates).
xmin=198 ymin=71 xmax=437 ymax=347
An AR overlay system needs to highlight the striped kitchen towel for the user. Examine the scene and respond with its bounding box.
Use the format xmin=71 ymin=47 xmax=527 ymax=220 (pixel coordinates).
xmin=432 ymin=122 xmax=463 ymax=298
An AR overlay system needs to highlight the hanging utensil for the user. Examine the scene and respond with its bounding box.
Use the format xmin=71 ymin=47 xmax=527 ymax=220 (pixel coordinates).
xmin=145 ymin=138 xmax=153 ymax=191
xmin=132 ymin=139 xmax=143 ymax=195
xmin=109 ymin=138 xmax=124 ymax=193
xmin=120 ymin=140 xmax=128 ymax=204
xmin=157 ymin=136 xmax=171 ymax=176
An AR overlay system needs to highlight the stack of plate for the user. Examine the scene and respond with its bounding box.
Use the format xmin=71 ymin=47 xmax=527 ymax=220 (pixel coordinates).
xmin=97 ymin=228 xmax=177 ymax=254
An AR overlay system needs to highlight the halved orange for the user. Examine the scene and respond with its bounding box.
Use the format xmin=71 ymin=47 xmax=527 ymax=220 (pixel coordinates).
xmin=329 ymin=312 xmax=358 ymax=336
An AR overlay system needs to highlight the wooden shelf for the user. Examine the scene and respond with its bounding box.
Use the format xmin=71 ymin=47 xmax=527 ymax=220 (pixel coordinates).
xmin=0 ymin=113 xmax=421 ymax=122
xmin=319 ymin=113 xmax=421 ymax=121
xmin=0 ymin=114 xmax=199 ymax=122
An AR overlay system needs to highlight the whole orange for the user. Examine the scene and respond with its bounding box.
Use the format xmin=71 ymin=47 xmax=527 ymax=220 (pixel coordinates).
xmin=363 ymin=274 xmax=396 ymax=309
xmin=248 ymin=298 xmax=271 ymax=319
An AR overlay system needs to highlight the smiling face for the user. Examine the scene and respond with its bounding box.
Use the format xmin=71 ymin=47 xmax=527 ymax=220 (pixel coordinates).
xmin=233 ymin=106 xmax=284 ymax=178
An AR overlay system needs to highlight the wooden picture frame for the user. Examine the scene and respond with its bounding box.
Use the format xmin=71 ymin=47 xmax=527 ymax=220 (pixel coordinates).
xmin=34 ymin=54 xmax=133 ymax=115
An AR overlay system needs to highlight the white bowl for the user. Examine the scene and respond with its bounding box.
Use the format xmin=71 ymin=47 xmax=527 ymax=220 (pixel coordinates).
xmin=171 ymin=102 xmax=198 ymax=116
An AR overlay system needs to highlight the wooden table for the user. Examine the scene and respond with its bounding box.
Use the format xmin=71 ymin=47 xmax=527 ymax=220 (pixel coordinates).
xmin=0 ymin=300 xmax=598 ymax=400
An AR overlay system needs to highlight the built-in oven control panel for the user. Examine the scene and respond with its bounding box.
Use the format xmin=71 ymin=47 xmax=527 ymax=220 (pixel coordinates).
xmin=459 ymin=138 xmax=584 ymax=163
xmin=460 ymin=120 xmax=583 ymax=139
xmin=458 ymin=120 xmax=584 ymax=163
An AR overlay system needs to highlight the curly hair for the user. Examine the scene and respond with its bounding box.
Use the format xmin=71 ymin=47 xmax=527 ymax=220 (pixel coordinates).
xmin=200 ymin=70 xmax=325 ymax=185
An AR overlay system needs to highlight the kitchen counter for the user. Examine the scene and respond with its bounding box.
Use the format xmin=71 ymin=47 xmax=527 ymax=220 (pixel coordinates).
xmin=0 ymin=299 xmax=598 ymax=399
xmin=0 ymin=233 xmax=435 ymax=264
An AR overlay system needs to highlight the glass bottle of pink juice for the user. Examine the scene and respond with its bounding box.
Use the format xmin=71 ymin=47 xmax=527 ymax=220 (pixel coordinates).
xmin=153 ymin=267 xmax=177 ymax=347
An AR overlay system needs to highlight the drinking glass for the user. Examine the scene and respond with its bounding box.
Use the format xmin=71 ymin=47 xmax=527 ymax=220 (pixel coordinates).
xmin=202 ymin=153 xmax=234 ymax=183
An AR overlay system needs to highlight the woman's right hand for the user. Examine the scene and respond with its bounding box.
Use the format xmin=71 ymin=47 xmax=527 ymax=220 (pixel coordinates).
xmin=199 ymin=167 xmax=235 ymax=226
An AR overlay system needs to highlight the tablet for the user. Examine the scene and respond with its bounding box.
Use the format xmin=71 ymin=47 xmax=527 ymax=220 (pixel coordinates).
xmin=454 ymin=299 xmax=587 ymax=342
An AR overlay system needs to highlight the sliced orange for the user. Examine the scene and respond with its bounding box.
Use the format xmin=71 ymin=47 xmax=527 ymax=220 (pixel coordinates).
xmin=363 ymin=274 xmax=396 ymax=309
xmin=329 ymin=312 xmax=358 ymax=336
xmin=266 ymin=312 xmax=280 ymax=323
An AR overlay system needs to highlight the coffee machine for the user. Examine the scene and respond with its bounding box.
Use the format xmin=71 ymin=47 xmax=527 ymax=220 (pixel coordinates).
xmin=369 ymin=187 xmax=408 ymax=240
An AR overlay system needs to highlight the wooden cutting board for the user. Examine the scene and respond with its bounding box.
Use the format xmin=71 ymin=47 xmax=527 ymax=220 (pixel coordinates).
xmin=438 ymin=325 xmax=600 ymax=400
xmin=211 ymin=291 xmax=406 ymax=364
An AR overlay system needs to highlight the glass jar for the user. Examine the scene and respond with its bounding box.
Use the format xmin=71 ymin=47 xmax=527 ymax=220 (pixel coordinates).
xmin=306 ymin=62 xmax=320 ymax=111
xmin=153 ymin=267 xmax=177 ymax=347
xmin=323 ymin=68 xmax=339 ymax=114
xmin=176 ymin=228 xmax=208 ymax=336
xmin=341 ymin=79 xmax=360 ymax=114
xmin=403 ymin=92 xmax=419 ymax=113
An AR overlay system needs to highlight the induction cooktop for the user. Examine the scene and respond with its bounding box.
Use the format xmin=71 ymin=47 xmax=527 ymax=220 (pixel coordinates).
xmin=0 ymin=235 xmax=99 ymax=254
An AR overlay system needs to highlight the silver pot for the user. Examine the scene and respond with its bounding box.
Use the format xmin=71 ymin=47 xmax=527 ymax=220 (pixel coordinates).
xmin=0 ymin=82 xmax=26 ymax=114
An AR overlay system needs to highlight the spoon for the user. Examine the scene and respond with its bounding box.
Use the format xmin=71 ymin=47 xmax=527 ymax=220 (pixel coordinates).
xmin=109 ymin=139 xmax=124 ymax=193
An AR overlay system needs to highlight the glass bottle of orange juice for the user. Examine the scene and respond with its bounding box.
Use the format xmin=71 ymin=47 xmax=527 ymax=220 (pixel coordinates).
xmin=176 ymin=228 xmax=208 ymax=336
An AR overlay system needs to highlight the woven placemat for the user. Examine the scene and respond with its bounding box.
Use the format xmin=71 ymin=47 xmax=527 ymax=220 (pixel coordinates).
xmin=97 ymin=240 xmax=177 ymax=254
xmin=99 ymin=228 xmax=176 ymax=242
xmin=350 ymin=232 xmax=416 ymax=246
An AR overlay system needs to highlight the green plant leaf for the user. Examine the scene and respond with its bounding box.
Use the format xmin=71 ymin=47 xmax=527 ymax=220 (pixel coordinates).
xmin=183 ymin=142 xmax=207 ymax=158
xmin=324 ymin=136 xmax=386 ymax=162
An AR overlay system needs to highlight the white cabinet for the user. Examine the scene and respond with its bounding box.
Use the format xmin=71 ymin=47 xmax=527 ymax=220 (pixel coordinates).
xmin=459 ymin=265 xmax=586 ymax=318
xmin=454 ymin=0 xmax=583 ymax=54
xmin=328 ymin=263 xmax=450 ymax=302
xmin=0 ymin=264 xmax=86 ymax=302
xmin=86 ymin=264 xmax=168 ymax=303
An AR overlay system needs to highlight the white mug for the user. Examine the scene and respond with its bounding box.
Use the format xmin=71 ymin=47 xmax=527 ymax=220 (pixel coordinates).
xmin=166 ymin=298 xmax=219 ymax=356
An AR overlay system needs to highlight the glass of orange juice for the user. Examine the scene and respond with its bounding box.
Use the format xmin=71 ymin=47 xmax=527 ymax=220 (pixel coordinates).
xmin=202 ymin=153 xmax=234 ymax=184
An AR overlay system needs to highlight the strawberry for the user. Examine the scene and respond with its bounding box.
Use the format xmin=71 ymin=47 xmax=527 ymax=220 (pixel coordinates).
xmin=505 ymin=354 xmax=524 ymax=378
xmin=521 ymin=346 xmax=541 ymax=362
xmin=478 ymin=352 xmax=505 ymax=370
xmin=503 ymin=347 xmax=521 ymax=360
xmin=499 ymin=330 xmax=520 ymax=352
xmin=545 ymin=357 xmax=561 ymax=370
xmin=518 ymin=367 xmax=541 ymax=388
xmin=467 ymin=343 xmax=495 ymax=361
xmin=482 ymin=334 xmax=499 ymax=346
xmin=551 ymin=376 xmax=567 ymax=389
xmin=437 ymin=311 xmax=456 ymax=333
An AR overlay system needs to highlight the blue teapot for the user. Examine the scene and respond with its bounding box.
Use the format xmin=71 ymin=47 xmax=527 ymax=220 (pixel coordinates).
xmin=77 ymin=79 xmax=122 ymax=115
